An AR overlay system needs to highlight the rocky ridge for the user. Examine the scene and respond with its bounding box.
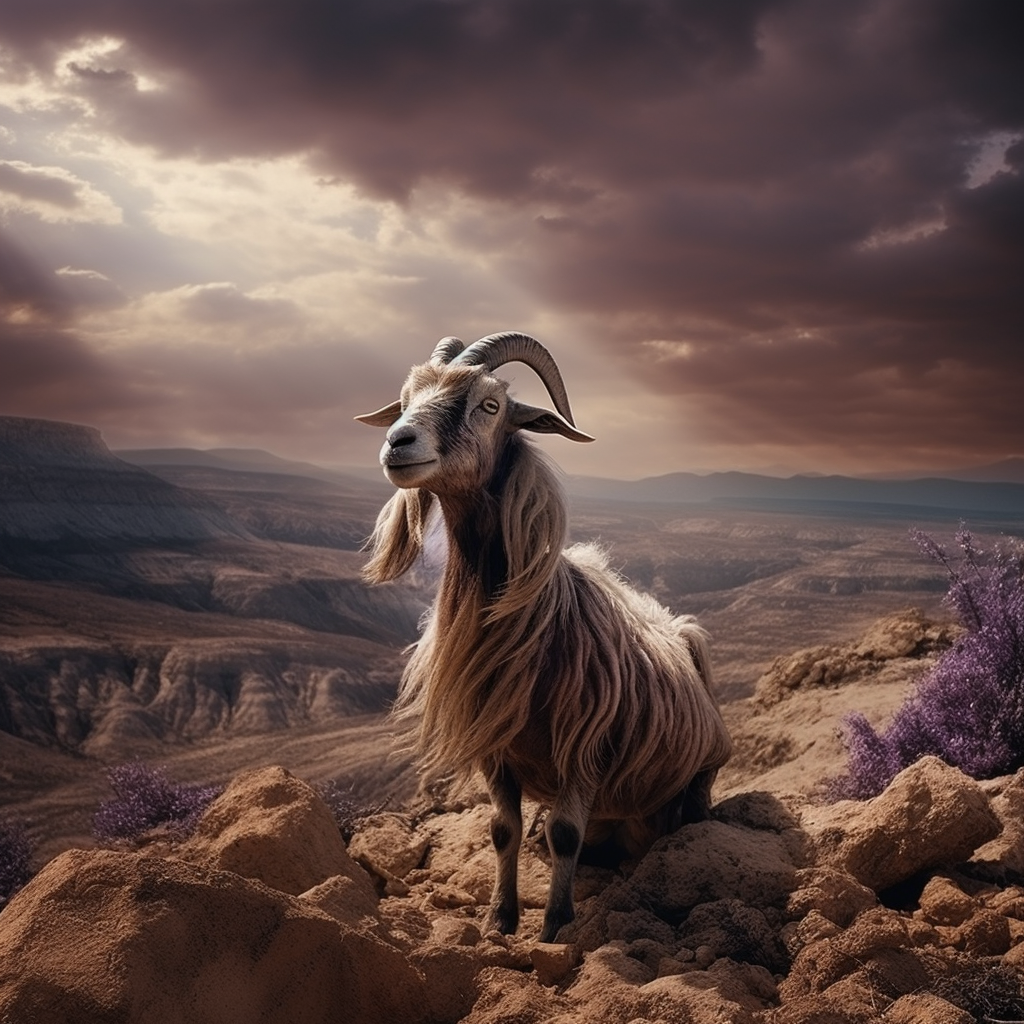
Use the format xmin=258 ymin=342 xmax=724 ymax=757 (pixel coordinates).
xmin=0 ymin=416 xmax=247 ymax=545
xmin=3 ymin=610 xmax=1024 ymax=1023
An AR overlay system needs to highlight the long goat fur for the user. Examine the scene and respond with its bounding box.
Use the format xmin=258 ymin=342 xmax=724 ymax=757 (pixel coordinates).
xmin=364 ymin=432 xmax=732 ymax=831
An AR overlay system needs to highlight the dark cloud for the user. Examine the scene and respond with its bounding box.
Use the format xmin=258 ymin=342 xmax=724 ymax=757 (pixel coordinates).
xmin=0 ymin=229 xmax=69 ymax=318
xmin=0 ymin=0 xmax=778 ymax=197
xmin=0 ymin=0 xmax=1022 ymax=469
xmin=0 ymin=231 xmax=131 ymax=420
xmin=0 ymin=321 xmax=129 ymax=419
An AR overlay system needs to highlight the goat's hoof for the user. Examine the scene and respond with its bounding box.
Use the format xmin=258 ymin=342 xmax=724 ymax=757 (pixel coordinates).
xmin=539 ymin=911 xmax=574 ymax=944
xmin=485 ymin=907 xmax=519 ymax=936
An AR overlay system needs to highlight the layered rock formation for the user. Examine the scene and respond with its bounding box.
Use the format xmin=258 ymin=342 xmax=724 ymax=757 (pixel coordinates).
xmin=2 ymin=755 xmax=1024 ymax=1023
xmin=0 ymin=416 xmax=247 ymax=545
xmin=0 ymin=633 xmax=401 ymax=751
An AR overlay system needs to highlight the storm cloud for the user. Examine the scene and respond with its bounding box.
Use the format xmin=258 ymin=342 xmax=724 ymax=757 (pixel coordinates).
xmin=0 ymin=0 xmax=1021 ymax=474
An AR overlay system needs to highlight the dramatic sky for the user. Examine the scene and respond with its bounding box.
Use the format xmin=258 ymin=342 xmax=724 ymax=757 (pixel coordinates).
xmin=1 ymin=0 xmax=1022 ymax=478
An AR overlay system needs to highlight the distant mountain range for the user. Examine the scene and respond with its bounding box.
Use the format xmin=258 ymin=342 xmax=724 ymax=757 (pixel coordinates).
xmin=110 ymin=441 xmax=1024 ymax=518
xmin=114 ymin=446 xmax=383 ymax=493
xmin=862 ymin=457 xmax=1024 ymax=485
xmin=565 ymin=470 xmax=1024 ymax=517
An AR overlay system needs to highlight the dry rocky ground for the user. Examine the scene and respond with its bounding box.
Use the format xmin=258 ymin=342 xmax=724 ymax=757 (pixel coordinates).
xmin=3 ymin=609 xmax=1024 ymax=1023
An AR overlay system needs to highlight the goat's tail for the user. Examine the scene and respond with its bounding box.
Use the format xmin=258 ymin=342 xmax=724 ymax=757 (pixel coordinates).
xmin=674 ymin=616 xmax=715 ymax=696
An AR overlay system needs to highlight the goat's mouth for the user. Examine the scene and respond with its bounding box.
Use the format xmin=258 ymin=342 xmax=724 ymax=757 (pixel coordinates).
xmin=382 ymin=458 xmax=438 ymax=485
xmin=382 ymin=456 xmax=437 ymax=470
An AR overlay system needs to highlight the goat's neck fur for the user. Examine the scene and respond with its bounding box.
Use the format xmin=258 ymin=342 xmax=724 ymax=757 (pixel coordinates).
xmin=365 ymin=434 xmax=568 ymax=781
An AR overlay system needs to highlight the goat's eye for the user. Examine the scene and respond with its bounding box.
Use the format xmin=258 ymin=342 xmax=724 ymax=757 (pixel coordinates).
xmin=481 ymin=398 xmax=500 ymax=415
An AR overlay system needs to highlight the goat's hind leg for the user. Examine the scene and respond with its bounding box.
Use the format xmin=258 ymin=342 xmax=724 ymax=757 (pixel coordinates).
xmin=541 ymin=785 xmax=592 ymax=943
xmin=484 ymin=762 xmax=522 ymax=935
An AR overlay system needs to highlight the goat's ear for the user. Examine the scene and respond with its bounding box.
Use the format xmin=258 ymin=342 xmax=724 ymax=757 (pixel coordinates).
xmin=509 ymin=400 xmax=595 ymax=443
xmin=354 ymin=400 xmax=403 ymax=427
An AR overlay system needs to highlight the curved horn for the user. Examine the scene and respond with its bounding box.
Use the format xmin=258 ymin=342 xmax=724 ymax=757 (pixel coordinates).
xmin=452 ymin=331 xmax=577 ymax=425
xmin=430 ymin=336 xmax=465 ymax=366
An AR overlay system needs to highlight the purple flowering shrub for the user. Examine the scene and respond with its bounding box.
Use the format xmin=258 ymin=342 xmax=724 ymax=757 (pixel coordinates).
xmin=832 ymin=525 xmax=1024 ymax=800
xmin=93 ymin=761 xmax=223 ymax=843
xmin=0 ymin=817 xmax=33 ymax=905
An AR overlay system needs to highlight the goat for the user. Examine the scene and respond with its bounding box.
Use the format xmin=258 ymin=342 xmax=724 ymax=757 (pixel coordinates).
xmin=356 ymin=332 xmax=732 ymax=942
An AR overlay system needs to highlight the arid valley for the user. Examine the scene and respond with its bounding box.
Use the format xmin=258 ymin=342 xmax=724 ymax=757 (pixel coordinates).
xmin=4 ymin=414 xmax=1023 ymax=867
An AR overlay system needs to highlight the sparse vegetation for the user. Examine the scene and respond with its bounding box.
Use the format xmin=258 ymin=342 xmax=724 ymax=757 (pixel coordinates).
xmin=93 ymin=761 xmax=223 ymax=843
xmin=833 ymin=525 xmax=1024 ymax=799
xmin=0 ymin=817 xmax=33 ymax=906
xmin=314 ymin=778 xmax=388 ymax=842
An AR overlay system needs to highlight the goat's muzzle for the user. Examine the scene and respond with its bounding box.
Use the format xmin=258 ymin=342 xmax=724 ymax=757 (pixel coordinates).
xmin=380 ymin=423 xmax=437 ymax=485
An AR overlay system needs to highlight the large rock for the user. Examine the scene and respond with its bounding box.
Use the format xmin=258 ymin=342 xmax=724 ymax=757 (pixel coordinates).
xmin=348 ymin=812 xmax=429 ymax=883
xmin=179 ymin=765 xmax=373 ymax=897
xmin=0 ymin=848 xmax=429 ymax=1024
xmin=804 ymin=756 xmax=1002 ymax=891
xmin=971 ymin=769 xmax=1024 ymax=880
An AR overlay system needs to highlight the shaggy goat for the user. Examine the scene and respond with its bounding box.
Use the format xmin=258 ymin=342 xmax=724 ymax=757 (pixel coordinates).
xmin=356 ymin=332 xmax=732 ymax=942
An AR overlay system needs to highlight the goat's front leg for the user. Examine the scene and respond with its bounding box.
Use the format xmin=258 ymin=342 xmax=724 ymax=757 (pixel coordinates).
xmin=541 ymin=785 xmax=593 ymax=943
xmin=483 ymin=762 xmax=522 ymax=935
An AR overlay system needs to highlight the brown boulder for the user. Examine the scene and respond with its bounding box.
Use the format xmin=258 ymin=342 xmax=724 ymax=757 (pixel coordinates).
xmin=785 ymin=866 xmax=876 ymax=927
xmin=0 ymin=848 xmax=431 ymax=1024
xmin=348 ymin=812 xmax=429 ymax=881
xmin=915 ymin=875 xmax=976 ymax=926
xmin=530 ymin=941 xmax=580 ymax=987
xmin=179 ymin=765 xmax=370 ymax=897
xmin=804 ymin=756 xmax=1002 ymax=891
xmin=971 ymin=769 xmax=1024 ymax=880
xmin=951 ymin=908 xmax=1011 ymax=956
xmin=884 ymin=992 xmax=974 ymax=1024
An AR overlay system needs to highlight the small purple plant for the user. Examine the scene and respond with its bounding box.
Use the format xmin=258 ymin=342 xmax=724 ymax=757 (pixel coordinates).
xmin=93 ymin=761 xmax=223 ymax=843
xmin=0 ymin=817 xmax=33 ymax=906
xmin=832 ymin=525 xmax=1024 ymax=800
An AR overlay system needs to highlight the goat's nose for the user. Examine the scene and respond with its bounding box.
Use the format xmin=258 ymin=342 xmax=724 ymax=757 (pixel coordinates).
xmin=387 ymin=424 xmax=418 ymax=449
